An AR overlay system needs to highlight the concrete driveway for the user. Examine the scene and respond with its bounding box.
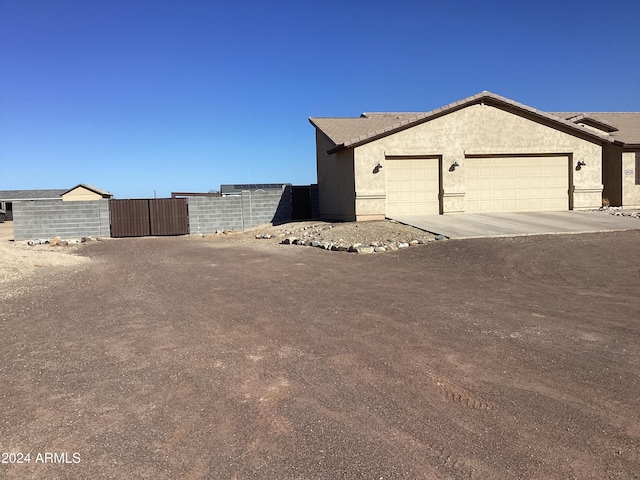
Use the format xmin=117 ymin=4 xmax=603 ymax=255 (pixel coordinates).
xmin=389 ymin=210 xmax=640 ymax=239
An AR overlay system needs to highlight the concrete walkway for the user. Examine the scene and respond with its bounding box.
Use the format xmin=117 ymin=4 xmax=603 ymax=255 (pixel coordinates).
xmin=389 ymin=211 xmax=640 ymax=239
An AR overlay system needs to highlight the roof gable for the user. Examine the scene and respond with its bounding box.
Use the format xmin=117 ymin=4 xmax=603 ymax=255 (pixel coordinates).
xmin=310 ymin=91 xmax=626 ymax=154
xmin=62 ymin=184 xmax=113 ymax=197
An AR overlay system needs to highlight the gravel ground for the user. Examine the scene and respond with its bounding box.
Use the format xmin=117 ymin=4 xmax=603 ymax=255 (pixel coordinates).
xmin=1 ymin=228 xmax=639 ymax=479
xmin=193 ymin=219 xmax=439 ymax=252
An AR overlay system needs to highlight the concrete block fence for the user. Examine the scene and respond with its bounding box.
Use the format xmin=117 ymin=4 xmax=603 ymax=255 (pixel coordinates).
xmin=11 ymin=186 xmax=296 ymax=240
xmin=13 ymin=199 xmax=110 ymax=241
xmin=188 ymin=188 xmax=292 ymax=235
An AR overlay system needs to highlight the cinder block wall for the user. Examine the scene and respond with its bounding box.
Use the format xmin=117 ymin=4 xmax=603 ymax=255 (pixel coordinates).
xmin=187 ymin=188 xmax=292 ymax=234
xmin=187 ymin=196 xmax=244 ymax=234
xmin=242 ymin=189 xmax=292 ymax=228
xmin=13 ymin=199 xmax=110 ymax=241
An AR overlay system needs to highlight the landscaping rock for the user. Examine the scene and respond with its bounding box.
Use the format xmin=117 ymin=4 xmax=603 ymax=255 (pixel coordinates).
xmin=349 ymin=244 xmax=374 ymax=254
xmin=27 ymin=239 xmax=49 ymax=246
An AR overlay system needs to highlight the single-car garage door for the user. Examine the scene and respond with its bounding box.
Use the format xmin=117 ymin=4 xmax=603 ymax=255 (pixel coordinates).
xmin=465 ymin=156 xmax=569 ymax=213
xmin=386 ymin=158 xmax=440 ymax=216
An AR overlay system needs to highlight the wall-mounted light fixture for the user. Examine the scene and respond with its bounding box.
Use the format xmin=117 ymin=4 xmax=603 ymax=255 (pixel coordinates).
xmin=576 ymin=159 xmax=586 ymax=171
xmin=373 ymin=162 xmax=383 ymax=174
xmin=449 ymin=161 xmax=459 ymax=172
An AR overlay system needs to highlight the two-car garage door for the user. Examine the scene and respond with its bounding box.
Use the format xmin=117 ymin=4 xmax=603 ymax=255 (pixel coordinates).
xmin=385 ymin=155 xmax=569 ymax=216
xmin=465 ymin=156 xmax=569 ymax=212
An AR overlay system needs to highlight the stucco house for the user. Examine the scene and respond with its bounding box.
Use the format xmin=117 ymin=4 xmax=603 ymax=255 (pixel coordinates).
xmin=309 ymin=91 xmax=640 ymax=221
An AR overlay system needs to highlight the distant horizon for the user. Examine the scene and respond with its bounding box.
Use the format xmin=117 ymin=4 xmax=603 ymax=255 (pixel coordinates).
xmin=2 ymin=0 xmax=639 ymax=199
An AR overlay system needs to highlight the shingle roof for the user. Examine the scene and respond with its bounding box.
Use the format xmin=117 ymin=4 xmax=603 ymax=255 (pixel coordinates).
xmin=0 ymin=189 xmax=67 ymax=200
xmin=549 ymin=112 xmax=640 ymax=146
xmin=310 ymin=91 xmax=636 ymax=153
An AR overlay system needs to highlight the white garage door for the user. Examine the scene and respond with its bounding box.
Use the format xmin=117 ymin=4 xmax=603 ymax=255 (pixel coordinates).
xmin=465 ymin=156 xmax=568 ymax=213
xmin=386 ymin=158 xmax=440 ymax=216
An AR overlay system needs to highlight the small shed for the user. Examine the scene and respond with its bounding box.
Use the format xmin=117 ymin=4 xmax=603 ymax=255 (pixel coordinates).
xmin=61 ymin=184 xmax=113 ymax=201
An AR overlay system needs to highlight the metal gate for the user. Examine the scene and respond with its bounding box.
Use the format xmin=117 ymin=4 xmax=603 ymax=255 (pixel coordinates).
xmin=110 ymin=198 xmax=189 ymax=237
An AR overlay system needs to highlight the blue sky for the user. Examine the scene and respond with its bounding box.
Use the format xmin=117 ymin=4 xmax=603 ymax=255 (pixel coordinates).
xmin=2 ymin=0 xmax=639 ymax=198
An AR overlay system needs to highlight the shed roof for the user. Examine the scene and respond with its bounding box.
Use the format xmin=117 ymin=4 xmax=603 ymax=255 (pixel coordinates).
xmin=309 ymin=91 xmax=632 ymax=153
xmin=0 ymin=189 xmax=67 ymax=200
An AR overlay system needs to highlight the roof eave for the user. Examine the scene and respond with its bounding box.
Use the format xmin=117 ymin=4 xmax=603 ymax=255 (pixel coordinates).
xmin=327 ymin=143 xmax=347 ymax=155
xmin=622 ymin=142 xmax=640 ymax=151
xmin=6 ymin=197 xmax=63 ymax=201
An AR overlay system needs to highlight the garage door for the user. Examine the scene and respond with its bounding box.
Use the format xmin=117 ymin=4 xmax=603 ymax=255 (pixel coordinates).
xmin=386 ymin=158 xmax=440 ymax=216
xmin=465 ymin=156 xmax=568 ymax=213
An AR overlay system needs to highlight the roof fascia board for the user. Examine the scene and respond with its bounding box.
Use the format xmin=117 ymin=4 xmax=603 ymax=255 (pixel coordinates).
xmin=490 ymin=100 xmax=609 ymax=146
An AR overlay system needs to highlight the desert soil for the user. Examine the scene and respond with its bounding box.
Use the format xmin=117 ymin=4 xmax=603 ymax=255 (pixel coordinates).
xmin=1 ymin=221 xmax=639 ymax=479
xmin=0 ymin=223 xmax=90 ymax=297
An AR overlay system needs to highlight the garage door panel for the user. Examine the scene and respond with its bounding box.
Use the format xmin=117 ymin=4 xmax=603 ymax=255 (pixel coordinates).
xmin=386 ymin=158 xmax=440 ymax=216
xmin=466 ymin=156 xmax=568 ymax=213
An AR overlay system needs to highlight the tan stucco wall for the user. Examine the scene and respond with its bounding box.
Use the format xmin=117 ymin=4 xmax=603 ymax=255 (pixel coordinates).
xmin=622 ymin=151 xmax=640 ymax=208
xmin=352 ymin=103 xmax=604 ymax=217
xmin=62 ymin=187 xmax=102 ymax=202
xmin=316 ymin=131 xmax=356 ymax=220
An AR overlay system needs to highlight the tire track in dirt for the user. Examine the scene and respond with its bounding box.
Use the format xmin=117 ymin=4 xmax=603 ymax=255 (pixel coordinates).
xmin=426 ymin=372 xmax=497 ymax=411
xmin=240 ymin=346 xmax=296 ymax=456
xmin=302 ymin=399 xmax=484 ymax=479
xmin=428 ymin=445 xmax=475 ymax=479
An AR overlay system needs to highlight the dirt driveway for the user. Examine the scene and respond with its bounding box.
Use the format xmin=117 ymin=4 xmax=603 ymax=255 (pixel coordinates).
xmin=1 ymin=232 xmax=639 ymax=479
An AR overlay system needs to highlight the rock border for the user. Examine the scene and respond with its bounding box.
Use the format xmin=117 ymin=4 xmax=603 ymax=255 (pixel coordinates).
xmin=254 ymin=223 xmax=447 ymax=254
xmin=27 ymin=236 xmax=103 ymax=247
xmin=589 ymin=206 xmax=640 ymax=219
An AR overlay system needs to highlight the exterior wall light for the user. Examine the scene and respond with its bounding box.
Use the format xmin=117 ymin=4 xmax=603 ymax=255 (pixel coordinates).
xmin=373 ymin=162 xmax=383 ymax=174
xmin=576 ymin=160 xmax=586 ymax=171
xmin=449 ymin=161 xmax=459 ymax=172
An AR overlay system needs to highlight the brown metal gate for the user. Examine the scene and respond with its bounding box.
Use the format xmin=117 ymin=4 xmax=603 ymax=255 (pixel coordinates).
xmin=110 ymin=198 xmax=189 ymax=237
